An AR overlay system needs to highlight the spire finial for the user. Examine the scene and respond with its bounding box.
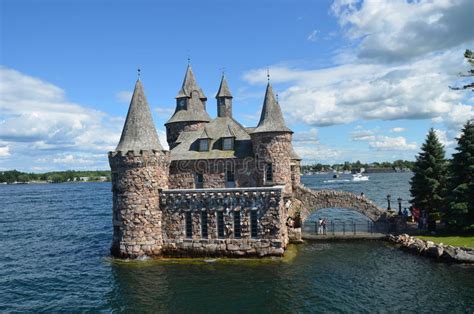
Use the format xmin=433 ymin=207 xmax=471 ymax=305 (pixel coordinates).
xmin=137 ymin=68 xmax=141 ymax=80
xmin=267 ymin=67 xmax=270 ymax=83
xmin=220 ymin=67 xmax=226 ymax=76
xmin=276 ymin=93 xmax=279 ymax=103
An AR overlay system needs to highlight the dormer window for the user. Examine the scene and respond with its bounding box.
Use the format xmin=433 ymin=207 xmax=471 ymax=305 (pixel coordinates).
xmin=178 ymin=98 xmax=186 ymax=109
xmin=222 ymin=137 xmax=234 ymax=150
xmin=199 ymin=139 xmax=210 ymax=151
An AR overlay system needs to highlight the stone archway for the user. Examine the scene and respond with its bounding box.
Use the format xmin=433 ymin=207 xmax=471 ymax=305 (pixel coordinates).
xmin=291 ymin=185 xmax=387 ymax=223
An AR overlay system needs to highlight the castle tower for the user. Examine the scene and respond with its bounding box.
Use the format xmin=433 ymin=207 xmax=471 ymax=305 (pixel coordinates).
xmin=216 ymin=74 xmax=233 ymax=118
xmin=250 ymin=83 xmax=294 ymax=194
xmin=108 ymin=78 xmax=169 ymax=258
xmin=165 ymin=65 xmax=211 ymax=149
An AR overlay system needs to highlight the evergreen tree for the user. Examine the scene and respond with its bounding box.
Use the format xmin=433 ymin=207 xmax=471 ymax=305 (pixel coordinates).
xmin=410 ymin=129 xmax=447 ymax=230
xmin=446 ymin=120 xmax=474 ymax=230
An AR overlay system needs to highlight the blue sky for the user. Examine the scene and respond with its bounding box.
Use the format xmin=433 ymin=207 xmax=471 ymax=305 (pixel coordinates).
xmin=1 ymin=0 xmax=473 ymax=171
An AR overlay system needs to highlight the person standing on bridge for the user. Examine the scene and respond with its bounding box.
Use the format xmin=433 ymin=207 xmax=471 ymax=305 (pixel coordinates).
xmin=322 ymin=218 xmax=327 ymax=235
xmin=317 ymin=218 xmax=323 ymax=234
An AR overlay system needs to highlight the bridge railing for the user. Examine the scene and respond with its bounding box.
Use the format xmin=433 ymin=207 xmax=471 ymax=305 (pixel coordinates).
xmin=302 ymin=220 xmax=389 ymax=236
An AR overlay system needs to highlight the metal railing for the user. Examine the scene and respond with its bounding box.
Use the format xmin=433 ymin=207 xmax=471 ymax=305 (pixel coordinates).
xmin=303 ymin=219 xmax=389 ymax=236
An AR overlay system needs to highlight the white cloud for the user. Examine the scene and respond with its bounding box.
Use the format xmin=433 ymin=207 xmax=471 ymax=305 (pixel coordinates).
xmin=0 ymin=146 xmax=10 ymax=157
xmin=433 ymin=128 xmax=456 ymax=148
xmin=350 ymin=129 xmax=376 ymax=141
xmin=116 ymin=91 xmax=133 ymax=103
xmin=0 ymin=67 xmax=125 ymax=170
xmin=294 ymin=144 xmax=342 ymax=164
xmin=390 ymin=127 xmax=405 ymax=133
xmin=307 ymin=29 xmax=319 ymax=42
xmin=53 ymin=154 xmax=75 ymax=164
xmin=331 ymin=0 xmax=474 ymax=62
xmin=293 ymin=128 xmax=319 ymax=144
xmin=368 ymin=136 xmax=417 ymax=151
xmin=242 ymin=0 xmax=474 ymax=135
xmin=292 ymin=128 xmax=342 ymax=163
xmin=350 ymin=127 xmax=417 ymax=151
xmin=243 ymin=49 xmax=473 ymax=131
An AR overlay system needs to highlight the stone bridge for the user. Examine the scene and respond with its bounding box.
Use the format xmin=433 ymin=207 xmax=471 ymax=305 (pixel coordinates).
xmin=290 ymin=184 xmax=388 ymax=223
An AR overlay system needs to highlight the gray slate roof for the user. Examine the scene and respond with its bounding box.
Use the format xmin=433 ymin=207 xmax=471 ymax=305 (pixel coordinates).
xmin=251 ymin=83 xmax=292 ymax=134
xmin=166 ymin=108 xmax=211 ymax=124
xmin=115 ymin=80 xmax=164 ymax=152
xmin=166 ymin=65 xmax=211 ymax=125
xmin=216 ymin=75 xmax=233 ymax=98
xmin=170 ymin=117 xmax=253 ymax=160
xmin=176 ymin=65 xmax=206 ymax=99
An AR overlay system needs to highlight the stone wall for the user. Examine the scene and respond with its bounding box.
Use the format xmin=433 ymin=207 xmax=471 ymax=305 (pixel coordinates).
xmin=251 ymin=132 xmax=293 ymax=195
xmin=291 ymin=160 xmax=301 ymax=185
xmin=159 ymin=186 xmax=287 ymax=257
xmin=169 ymin=158 xmax=257 ymax=189
xmin=109 ymin=150 xmax=170 ymax=258
xmin=166 ymin=121 xmax=207 ymax=150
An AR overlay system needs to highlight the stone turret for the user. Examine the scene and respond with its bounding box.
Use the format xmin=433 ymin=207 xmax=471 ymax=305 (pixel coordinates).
xmin=108 ymin=78 xmax=169 ymax=258
xmin=250 ymin=83 xmax=294 ymax=194
xmin=165 ymin=65 xmax=211 ymax=149
xmin=216 ymin=74 xmax=233 ymax=118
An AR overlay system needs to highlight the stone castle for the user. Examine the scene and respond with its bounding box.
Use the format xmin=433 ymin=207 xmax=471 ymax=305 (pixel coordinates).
xmin=109 ymin=65 xmax=303 ymax=258
xmin=108 ymin=65 xmax=387 ymax=258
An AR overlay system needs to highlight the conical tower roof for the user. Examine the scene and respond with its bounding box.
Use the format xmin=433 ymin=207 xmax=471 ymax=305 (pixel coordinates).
xmin=252 ymin=83 xmax=292 ymax=134
xmin=176 ymin=64 xmax=206 ymax=99
xmin=115 ymin=79 xmax=164 ymax=152
xmin=216 ymin=74 xmax=233 ymax=98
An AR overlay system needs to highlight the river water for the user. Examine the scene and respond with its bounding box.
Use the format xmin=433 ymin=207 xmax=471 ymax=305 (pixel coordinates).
xmin=1 ymin=174 xmax=473 ymax=312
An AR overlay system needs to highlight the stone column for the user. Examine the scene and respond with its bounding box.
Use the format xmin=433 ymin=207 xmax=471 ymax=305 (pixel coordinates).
xmin=251 ymin=132 xmax=293 ymax=195
xmin=109 ymin=150 xmax=169 ymax=258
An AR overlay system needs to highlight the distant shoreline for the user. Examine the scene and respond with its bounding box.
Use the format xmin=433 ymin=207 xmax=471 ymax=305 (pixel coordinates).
xmin=1 ymin=180 xmax=110 ymax=185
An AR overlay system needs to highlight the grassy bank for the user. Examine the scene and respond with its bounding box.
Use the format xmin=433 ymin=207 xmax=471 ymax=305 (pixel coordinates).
xmin=417 ymin=235 xmax=474 ymax=248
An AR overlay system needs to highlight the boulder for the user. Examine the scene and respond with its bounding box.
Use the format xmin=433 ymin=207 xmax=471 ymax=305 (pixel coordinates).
xmin=426 ymin=245 xmax=444 ymax=258
xmin=454 ymin=249 xmax=474 ymax=263
xmin=408 ymin=239 xmax=426 ymax=254
xmin=441 ymin=246 xmax=457 ymax=262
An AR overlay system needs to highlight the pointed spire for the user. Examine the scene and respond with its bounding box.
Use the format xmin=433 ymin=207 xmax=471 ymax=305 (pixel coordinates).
xmin=115 ymin=79 xmax=164 ymax=152
xmin=251 ymin=83 xmax=292 ymax=134
xmin=216 ymin=74 xmax=233 ymax=98
xmin=176 ymin=64 xmax=206 ymax=99
xmin=167 ymin=64 xmax=211 ymax=124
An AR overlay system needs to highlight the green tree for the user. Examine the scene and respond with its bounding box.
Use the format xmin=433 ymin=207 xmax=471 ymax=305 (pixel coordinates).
xmin=410 ymin=128 xmax=447 ymax=230
xmin=445 ymin=120 xmax=474 ymax=230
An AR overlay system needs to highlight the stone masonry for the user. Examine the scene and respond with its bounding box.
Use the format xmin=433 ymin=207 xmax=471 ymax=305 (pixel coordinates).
xmin=251 ymin=132 xmax=293 ymax=195
xmin=160 ymin=186 xmax=287 ymax=257
xmin=109 ymin=150 xmax=169 ymax=258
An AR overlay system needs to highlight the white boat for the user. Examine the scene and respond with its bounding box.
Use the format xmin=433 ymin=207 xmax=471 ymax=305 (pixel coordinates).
xmin=352 ymin=173 xmax=369 ymax=181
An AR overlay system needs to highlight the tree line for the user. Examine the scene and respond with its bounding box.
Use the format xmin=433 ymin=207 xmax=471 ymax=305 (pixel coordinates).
xmin=0 ymin=170 xmax=111 ymax=183
xmin=410 ymin=121 xmax=474 ymax=232
xmin=302 ymin=160 xmax=415 ymax=173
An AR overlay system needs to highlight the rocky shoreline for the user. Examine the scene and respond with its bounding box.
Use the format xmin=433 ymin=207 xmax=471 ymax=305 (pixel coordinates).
xmin=388 ymin=234 xmax=474 ymax=264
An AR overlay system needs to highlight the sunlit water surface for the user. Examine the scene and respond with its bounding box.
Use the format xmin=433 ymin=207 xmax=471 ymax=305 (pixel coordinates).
xmin=1 ymin=174 xmax=473 ymax=312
